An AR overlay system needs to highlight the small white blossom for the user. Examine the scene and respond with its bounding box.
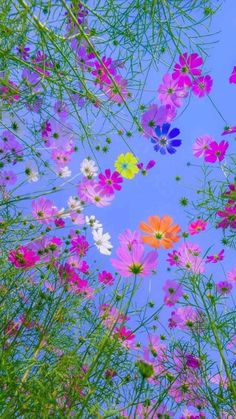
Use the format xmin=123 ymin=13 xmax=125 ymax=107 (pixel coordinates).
xmin=56 ymin=166 xmax=71 ymax=178
xmin=67 ymin=196 xmax=83 ymax=211
xmin=85 ymin=215 xmax=102 ymax=230
xmin=1 ymin=111 xmax=25 ymax=136
xmin=25 ymin=161 xmax=39 ymax=182
xmin=92 ymin=228 xmax=112 ymax=256
xmin=80 ymin=158 xmax=98 ymax=178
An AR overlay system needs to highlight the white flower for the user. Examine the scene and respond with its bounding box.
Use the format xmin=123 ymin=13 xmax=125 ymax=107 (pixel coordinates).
xmin=56 ymin=166 xmax=72 ymax=178
xmin=67 ymin=196 xmax=83 ymax=211
xmin=92 ymin=228 xmax=112 ymax=255
xmin=57 ymin=207 xmax=71 ymax=219
xmin=80 ymin=158 xmax=98 ymax=178
xmin=25 ymin=161 xmax=39 ymax=182
xmin=1 ymin=111 xmax=25 ymax=136
xmin=85 ymin=215 xmax=102 ymax=230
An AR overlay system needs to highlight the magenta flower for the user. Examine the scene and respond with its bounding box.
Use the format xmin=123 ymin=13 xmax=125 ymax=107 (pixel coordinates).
xmin=204 ymin=140 xmax=228 ymax=163
xmin=217 ymin=205 xmax=236 ymax=229
xmin=192 ymin=75 xmax=213 ymax=97
xmin=188 ymin=219 xmax=207 ymax=235
xmin=158 ymin=73 xmax=188 ymax=107
xmin=104 ymin=75 xmax=128 ymax=104
xmin=98 ymin=270 xmax=115 ymax=286
xmin=8 ymin=246 xmax=40 ymax=269
xmin=70 ymin=235 xmax=89 ymax=257
xmin=163 ymin=279 xmax=183 ymax=306
xmin=229 ymin=66 xmax=236 ymax=84
xmin=114 ymin=326 xmax=135 ymax=349
xmin=141 ymin=104 xmax=176 ymax=137
xmin=206 ymin=249 xmax=224 ymax=263
xmin=193 ymin=134 xmax=213 ymax=158
xmin=92 ymin=56 xmax=117 ymax=87
xmin=137 ymin=160 xmax=156 ymax=175
xmin=32 ymin=197 xmax=57 ymax=225
xmin=77 ymin=45 xmax=95 ymax=70
xmin=185 ymin=354 xmax=201 ymax=369
xmin=221 ymin=125 xmax=236 ymax=135
xmin=99 ymin=304 xmax=128 ymax=329
xmin=111 ymin=242 xmax=157 ymax=277
xmin=172 ymin=52 xmax=203 ymax=87
xmin=98 ymin=169 xmax=123 ymax=194
xmin=216 ymin=280 xmax=233 ymax=295
xmin=167 ymin=250 xmax=180 ymax=266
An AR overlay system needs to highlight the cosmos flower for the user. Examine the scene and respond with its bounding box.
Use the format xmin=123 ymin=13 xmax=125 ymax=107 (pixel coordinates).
xmin=216 ymin=281 xmax=233 ymax=295
xmin=151 ymin=123 xmax=182 ymax=154
xmin=104 ymin=75 xmax=129 ymax=104
xmin=172 ymin=52 xmax=203 ymax=87
xmin=188 ymin=219 xmax=207 ymax=235
xmin=111 ymin=242 xmax=157 ymax=277
xmin=193 ymin=134 xmax=213 ymax=158
xmin=192 ymin=75 xmax=213 ymax=97
xmin=158 ymin=73 xmax=188 ymax=107
xmin=217 ymin=205 xmax=236 ymax=229
xmin=98 ymin=270 xmax=115 ymax=285
xmin=163 ymin=279 xmax=183 ymax=306
xmin=229 ymin=66 xmax=236 ymax=84
xmin=8 ymin=246 xmax=40 ymax=269
xmin=206 ymin=249 xmax=225 ymax=263
xmin=139 ymin=215 xmax=181 ymax=249
xmin=204 ymin=140 xmax=228 ymax=163
xmin=115 ymin=152 xmax=139 ymax=179
xmin=32 ymin=197 xmax=57 ymax=225
xmin=141 ymin=103 xmax=176 ymax=137
xmin=80 ymin=158 xmax=98 ymax=178
xmin=92 ymin=228 xmax=113 ymax=255
xmin=98 ymin=169 xmax=123 ymax=194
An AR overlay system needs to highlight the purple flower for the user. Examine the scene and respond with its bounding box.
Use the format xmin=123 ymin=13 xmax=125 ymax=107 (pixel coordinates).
xmin=141 ymin=104 xmax=176 ymax=137
xmin=163 ymin=279 xmax=183 ymax=306
xmin=216 ymin=281 xmax=233 ymax=295
xmin=151 ymin=123 xmax=182 ymax=154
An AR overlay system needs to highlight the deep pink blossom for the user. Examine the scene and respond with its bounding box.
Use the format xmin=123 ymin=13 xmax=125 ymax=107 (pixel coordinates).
xmin=192 ymin=75 xmax=213 ymax=97
xmin=70 ymin=235 xmax=89 ymax=257
xmin=172 ymin=53 xmax=203 ymax=87
xmin=188 ymin=219 xmax=207 ymax=235
xmin=92 ymin=56 xmax=117 ymax=87
xmin=98 ymin=169 xmax=123 ymax=194
xmin=8 ymin=246 xmax=40 ymax=268
xmin=217 ymin=205 xmax=236 ymax=229
xmin=114 ymin=326 xmax=135 ymax=349
xmin=221 ymin=125 xmax=236 ymax=135
xmin=206 ymin=249 xmax=224 ymax=263
xmin=204 ymin=140 xmax=228 ymax=163
xmin=186 ymin=354 xmax=202 ymax=369
xmin=229 ymin=66 xmax=236 ymax=84
xmin=216 ymin=280 xmax=233 ymax=295
xmin=98 ymin=270 xmax=115 ymax=285
xmin=137 ymin=160 xmax=156 ymax=175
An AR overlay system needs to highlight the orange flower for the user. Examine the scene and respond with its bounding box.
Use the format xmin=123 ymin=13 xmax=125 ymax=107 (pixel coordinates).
xmin=139 ymin=215 xmax=181 ymax=249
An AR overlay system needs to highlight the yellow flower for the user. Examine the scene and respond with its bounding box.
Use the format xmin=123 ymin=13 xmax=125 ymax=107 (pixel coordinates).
xmin=114 ymin=152 xmax=139 ymax=179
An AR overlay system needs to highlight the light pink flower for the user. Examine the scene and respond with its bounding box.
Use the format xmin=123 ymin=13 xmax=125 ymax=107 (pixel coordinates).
xmin=158 ymin=73 xmax=188 ymax=107
xmin=193 ymin=135 xmax=213 ymax=158
xmin=227 ymin=268 xmax=236 ymax=285
xmin=111 ymin=242 xmax=157 ymax=277
xmin=104 ymin=75 xmax=128 ymax=104
xmin=163 ymin=279 xmax=183 ymax=306
xmin=32 ymin=197 xmax=57 ymax=225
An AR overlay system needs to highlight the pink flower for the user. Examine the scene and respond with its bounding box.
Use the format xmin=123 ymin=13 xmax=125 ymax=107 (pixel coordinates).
xmin=167 ymin=250 xmax=180 ymax=266
xmin=111 ymin=242 xmax=157 ymax=277
xmin=217 ymin=205 xmax=236 ymax=229
xmin=80 ymin=180 xmax=114 ymax=207
xmin=193 ymin=135 xmax=212 ymax=158
xmin=192 ymin=75 xmax=213 ymax=97
xmin=229 ymin=66 xmax=236 ymax=84
xmin=70 ymin=235 xmax=89 ymax=257
xmin=98 ymin=270 xmax=115 ymax=286
xmin=172 ymin=53 xmax=203 ymax=87
xmin=8 ymin=246 xmax=40 ymax=268
xmin=185 ymin=354 xmax=201 ymax=369
xmin=104 ymin=75 xmax=128 ymax=104
xmin=141 ymin=104 xmax=176 ymax=137
xmin=221 ymin=125 xmax=236 ymax=135
xmin=168 ymin=306 xmax=203 ymax=331
xmin=188 ymin=219 xmax=207 ymax=235
xmin=31 ymin=237 xmax=62 ymax=262
xmin=158 ymin=73 xmax=188 ymax=107
xmin=118 ymin=229 xmax=141 ymax=250
xmin=114 ymin=326 xmax=135 ymax=349
xmin=92 ymin=56 xmax=117 ymax=87
xmin=163 ymin=279 xmax=183 ymax=306
xmin=99 ymin=304 xmax=128 ymax=329
xmin=204 ymin=140 xmax=228 ymax=163
xmin=32 ymin=197 xmax=57 ymax=225
xmin=227 ymin=268 xmax=236 ymax=285
xmin=178 ymin=243 xmax=205 ymax=274
xmin=98 ymin=169 xmax=123 ymax=194
xmin=206 ymin=249 xmax=224 ymax=263
xmin=216 ymin=280 xmax=233 ymax=295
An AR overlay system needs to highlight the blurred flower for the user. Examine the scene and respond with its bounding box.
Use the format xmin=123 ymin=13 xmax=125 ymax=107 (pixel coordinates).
xmin=163 ymin=279 xmax=183 ymax=306
xmin=8 ymin=246 xmax=40 ymax=269
xmin=188 ymin=219 xmax=207 ymax=235
xmin=98 ymin=270 xmax=114 ymax=285
xmin=229 ymin=66 xmax=236 ymax=84
xmin=216 ymin=280 xmax=233 ymax=295
xmin=141 ymin=104 xmax=176 ymax=137
xmin=193 ymin=134 xmax=212 ymax=158
xmin=206 ymin=249 xmax=224 ymax=263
